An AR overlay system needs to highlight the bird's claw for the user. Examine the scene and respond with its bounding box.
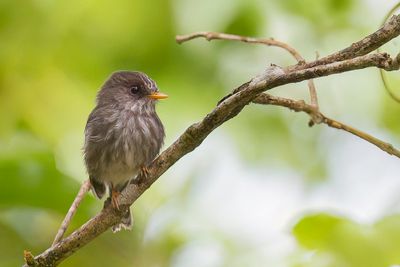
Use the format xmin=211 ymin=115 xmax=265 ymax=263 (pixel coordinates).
xmin=140 ymin=166 xmax=150 ymax=178
xmin=111 ymin=190 xmax=120 ymax=210
xmin=134 ymin=166 xmax=149 ymax=184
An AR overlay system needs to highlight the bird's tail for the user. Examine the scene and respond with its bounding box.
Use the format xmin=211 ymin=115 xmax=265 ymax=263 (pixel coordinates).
xmin=112 ymin=208 xmax=133 ymax=233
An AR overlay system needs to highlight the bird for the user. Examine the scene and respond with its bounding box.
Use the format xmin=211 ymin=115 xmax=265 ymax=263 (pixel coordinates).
xmin=83 ymin=71 xmax=167 ymax=231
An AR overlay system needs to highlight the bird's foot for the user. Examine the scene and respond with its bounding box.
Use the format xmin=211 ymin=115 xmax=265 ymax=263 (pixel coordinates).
xmin=111 ymin=190 xmax=120 ymax=210
xmin=140 ymin=166 xmax=150 ymax=178
xmin=135 ymin=166 xmax=149 ymax=184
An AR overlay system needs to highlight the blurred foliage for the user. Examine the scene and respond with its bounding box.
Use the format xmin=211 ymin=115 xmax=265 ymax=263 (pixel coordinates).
xmin=224 ymin=3 xmax=264 ymax=36
xmin=293 ymin=213 xmax=400 ymax=267
xmin=0 ymin=0 xmax=399 ymax=266
xmin=279 ymin=0 xmax=357 ymax=32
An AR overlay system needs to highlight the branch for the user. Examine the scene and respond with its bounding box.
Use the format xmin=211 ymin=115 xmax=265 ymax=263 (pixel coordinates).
xmin=253 ymin=94 xmax=400 ymax=158
xmin=176 ymin=31 xmax=321 ymax=119
xmin=52 ymin=180 xmax=91 ymax=246
xmin=176 ymin=31 xmax=305 ymax=62
xmin=378 ymin=4 xmax=400 ymax=103
xmin=176 ymin=15 xmax=400 ymax=71
xmin=25 ymin=15 xmax=400 ymax=266
xmin=296 ymin=14 xmax=400 ymax=69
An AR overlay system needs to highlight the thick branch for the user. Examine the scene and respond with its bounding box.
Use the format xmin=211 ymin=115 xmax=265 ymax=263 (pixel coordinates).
xmin=296 ymin=14 xmax=400 ymax=69
xmin=253 ymin=94 xmax=400 ymax=158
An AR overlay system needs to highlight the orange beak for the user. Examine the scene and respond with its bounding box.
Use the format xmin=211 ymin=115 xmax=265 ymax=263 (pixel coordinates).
xmin=148 ymin=92 xmax=168 ymax=100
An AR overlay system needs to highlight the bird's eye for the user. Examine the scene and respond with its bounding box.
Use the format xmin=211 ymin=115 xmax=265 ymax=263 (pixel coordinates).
xmin=130 ymin=86 xmax=139 ymax=95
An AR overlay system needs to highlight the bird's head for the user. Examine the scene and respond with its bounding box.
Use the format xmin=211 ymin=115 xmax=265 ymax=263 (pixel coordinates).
xmin=97 ymin=71 xmax=168 ymax=110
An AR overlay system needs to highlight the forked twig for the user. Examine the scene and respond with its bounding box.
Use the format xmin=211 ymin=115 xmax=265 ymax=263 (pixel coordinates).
xmin=176 ymin=31 xmax=320 ymax=121
xmin=253 ymin=93 xmax=400 ymax=158
xmin=52 ymin=180 xmax=91 ymax=246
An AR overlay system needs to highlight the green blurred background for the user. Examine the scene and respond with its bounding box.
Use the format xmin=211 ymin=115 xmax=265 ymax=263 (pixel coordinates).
xmin=1 ymin=0 xmax=400 ymax=266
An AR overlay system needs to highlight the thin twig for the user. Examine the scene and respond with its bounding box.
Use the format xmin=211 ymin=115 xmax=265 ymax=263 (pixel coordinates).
xmin=176 ymin=31 xmax=305 ymax=62
xmin=176 ymin=15 xmax=400 ymax=71
xmin=52 ymin=180 xmax=91 ymax=246
xmin=176 ymin=31 xmax=321 ymax=119
xmin=377 ymin=3 xmax=400 ymax=103
xmin=309 ymin=51 xmax=320 ymax=108
xmin=308 ymin=80 xmax=319 ymax=108
xmin=307 ymin=52 xmax=321 ymax=125
xmin=253 ymin=94 xmax=400 ymax=158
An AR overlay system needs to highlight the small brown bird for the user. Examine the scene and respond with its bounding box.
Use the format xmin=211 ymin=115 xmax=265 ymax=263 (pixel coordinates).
xmin=84 ymin=71 xmax=167 ymax=231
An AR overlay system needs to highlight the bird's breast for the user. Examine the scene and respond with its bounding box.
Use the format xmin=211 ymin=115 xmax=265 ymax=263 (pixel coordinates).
xmin=116 ymin=110 xmax=165 ymax=167
xmin=85 ymin=106 xmax=164 ymax=187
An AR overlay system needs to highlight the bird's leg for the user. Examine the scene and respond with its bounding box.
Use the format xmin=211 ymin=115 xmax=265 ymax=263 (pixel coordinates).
xmin=111 ymin=189 xmax=120 ymax=210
